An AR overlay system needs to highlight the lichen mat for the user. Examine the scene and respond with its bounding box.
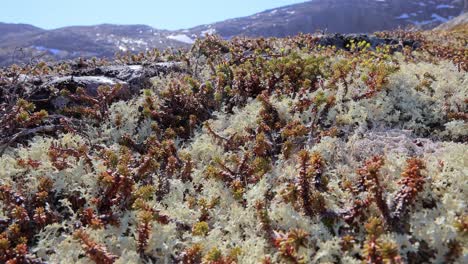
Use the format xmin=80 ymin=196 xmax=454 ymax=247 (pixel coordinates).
xmin=0 ymin=30 xmax=467 ymax=263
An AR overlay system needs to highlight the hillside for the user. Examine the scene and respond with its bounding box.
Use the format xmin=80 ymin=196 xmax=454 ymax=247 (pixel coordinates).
xmin=0 ymin=25 xmax=467 ymax=263
xmin=435 ymin=12 xmax=468 ymax=30
xmin=0 ymin=0 xmax=464 ymax=66
xmin=0 ymin=22 xmax=44 ymax=36
xmin=181 ymin=0 xmax=464 ymax=38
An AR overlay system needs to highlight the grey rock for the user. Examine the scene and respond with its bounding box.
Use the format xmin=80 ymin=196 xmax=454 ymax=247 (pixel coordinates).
xmin=44 ymin=76 xmax=128 ymax=96
xmin=27 ymin=62 xmax=184 ymax=112
xmin=72 ymin=62 xmax=184 ymax=94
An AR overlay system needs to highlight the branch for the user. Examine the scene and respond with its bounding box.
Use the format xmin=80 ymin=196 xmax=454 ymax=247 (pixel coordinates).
xmin=0 ymin=125 xmax=64 ymax=155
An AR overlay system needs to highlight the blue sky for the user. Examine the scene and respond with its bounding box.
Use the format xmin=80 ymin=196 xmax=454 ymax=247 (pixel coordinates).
xmin=1 ymin=0 xmax=307 ymax=30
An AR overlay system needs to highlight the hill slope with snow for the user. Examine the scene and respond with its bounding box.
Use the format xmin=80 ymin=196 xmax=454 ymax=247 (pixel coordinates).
xmin=0 ymin=0 xmax=463 ymax=66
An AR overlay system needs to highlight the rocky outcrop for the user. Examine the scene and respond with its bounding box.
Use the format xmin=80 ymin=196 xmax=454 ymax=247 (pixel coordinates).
xmin=316 ymin=34 xmax=420 ymax=50
xmin=27 ymin=62 xmax=184 ymax=111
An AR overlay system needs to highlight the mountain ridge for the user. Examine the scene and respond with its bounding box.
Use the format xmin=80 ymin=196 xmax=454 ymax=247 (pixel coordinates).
xmin=0 ymin=0 xmax=464 ymax=66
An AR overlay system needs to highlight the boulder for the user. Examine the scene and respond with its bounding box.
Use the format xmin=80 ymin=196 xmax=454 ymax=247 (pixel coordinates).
xmin=28 ymin=62 xmax=184 ymax=112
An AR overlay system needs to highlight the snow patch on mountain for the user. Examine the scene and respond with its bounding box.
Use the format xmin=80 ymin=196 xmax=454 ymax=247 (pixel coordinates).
xmin=167 ymin=34 xmax=195 ymax=44
xmin=396 ymin=13 xmax=410 ymax=19
xmin=201 ymin=28 xmax=216 ymax=36
xmin=120 ymin=38 xmax=148 ymax=46
xmin=431 ymin=13 xmax=449 ymax=23
xmin=410 ymin=13 xmax=449 ymax=26
xmin=34 ymin=46 xmax=61 ymax=55
xmin=436 ymin=4 xmax=455 ymax=9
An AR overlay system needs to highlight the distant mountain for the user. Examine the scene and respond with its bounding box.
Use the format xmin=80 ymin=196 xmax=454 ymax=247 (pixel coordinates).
xmin=0 ymin=24 xmax=185 ymax=67
xmin=0 ymin=22 xmax=43 ymax=37
xmin=180 ymin=0 xmax=464 ymax=39
xmin=0 ymin=0 xmax=463 ymax=66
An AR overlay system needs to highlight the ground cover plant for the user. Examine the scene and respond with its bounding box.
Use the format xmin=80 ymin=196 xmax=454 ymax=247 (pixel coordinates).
xmin=0 ymin=28 xmax=467 ymax=263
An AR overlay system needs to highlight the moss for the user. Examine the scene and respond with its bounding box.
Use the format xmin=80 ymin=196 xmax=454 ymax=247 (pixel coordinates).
xmin=192 ymin=221 xmax=210 ymax=236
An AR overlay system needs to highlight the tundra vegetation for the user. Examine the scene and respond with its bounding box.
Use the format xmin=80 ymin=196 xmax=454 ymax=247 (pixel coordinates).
xmin=0 ymin=27 xmax=466 ymax=263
